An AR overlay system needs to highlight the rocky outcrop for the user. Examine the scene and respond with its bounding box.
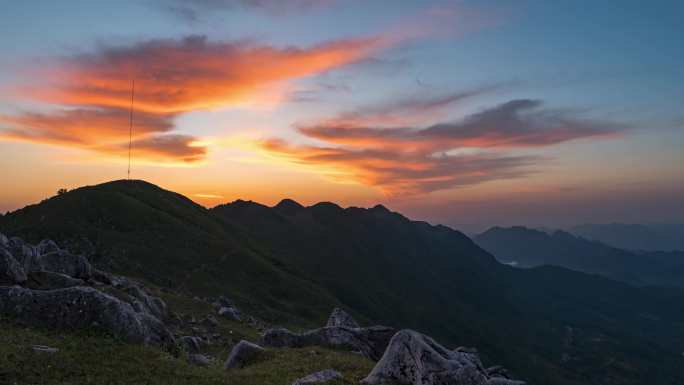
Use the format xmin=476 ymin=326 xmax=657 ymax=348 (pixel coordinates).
xmin=180 ymin=336 xmax=203 ymax=353
xmin=224 ymin=340 xmax=265 ymax=369
xmin=35 ymin=250 xmax=92 ymax=279
xmin=0 ymin=247 xmax=27 ymax=285
xmin=25 ymin=271 xmax=84 ymax=290
xmin=362 ymin=330 xmax=524 ymax=385
xmin=214 ymin=295 xmax=242 ymax=321
xmin=292 ymin=369 xmax=343 ymax=385
xmin=124 ymin=285 xmax=168 ymax=320
xmin=2 ymin=236 xmax=91 ymax=279
xmin=0 ymin=286 xmax=174 ymax=348
xmin=262 ymin=325 xmax=395 ymax=361
xmin=326 ymin=307 xmax=359 ymax=328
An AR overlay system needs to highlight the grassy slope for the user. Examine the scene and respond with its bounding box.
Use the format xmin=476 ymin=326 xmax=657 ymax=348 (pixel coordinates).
xmin=0 ymin=180 xmax=341 ymax=328
xmin=2 ymin=180 xmax=684 ymax=385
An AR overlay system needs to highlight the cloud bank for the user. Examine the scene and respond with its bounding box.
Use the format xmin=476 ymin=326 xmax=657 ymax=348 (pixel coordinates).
xmin=261 ymin=94 xmax=623 ymax=194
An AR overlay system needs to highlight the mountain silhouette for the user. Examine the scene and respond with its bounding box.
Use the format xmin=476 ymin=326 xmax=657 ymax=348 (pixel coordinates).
xmin=1 ymin=180 xmax=683 ymax=385
xmin=475 ymin=226 xmax=684 ymax=288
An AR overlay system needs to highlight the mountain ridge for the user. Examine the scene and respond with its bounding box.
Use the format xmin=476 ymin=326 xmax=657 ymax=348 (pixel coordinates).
xmin=2 ymin=180 xmax=683 ymax=385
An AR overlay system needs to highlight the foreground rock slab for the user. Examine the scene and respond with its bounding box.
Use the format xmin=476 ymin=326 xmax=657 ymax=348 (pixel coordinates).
xmin=224 ymin=340 xmax=265 ymax=369
xmin=0 ymin=286 xmax=174 ymax=348
xmin=362 ymin=330 xmax=525 ymax=385
xmin=262 ymin=325 xmax=395 ymax=361
xmin=292 ymin=369 xmax=343 ymax=385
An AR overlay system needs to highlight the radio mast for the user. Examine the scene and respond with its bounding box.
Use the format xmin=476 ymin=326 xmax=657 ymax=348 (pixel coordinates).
xmin=127 ymin=79 xmax=135 ymax=180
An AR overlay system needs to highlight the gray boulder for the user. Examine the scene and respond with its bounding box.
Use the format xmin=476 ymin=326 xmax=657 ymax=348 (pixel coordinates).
xmin=6 ymin=237 xmax=39 ymax=271
xmin=124 ymin=285 xmax=168 ymax=320
xmin=218 ymin=306 xmax=241 ymax=321
xmin=361 ymin=330 xmax=525 ymax=385
xmin=25 ymin=271 xmax=84 ymax=290
xmin=32 ymin=345 xmax=59 ymax=354
xmin=262 ymin=325 xmax=396 ymax=361
xmin=36 ymin=239 xmax=61 ymax=255
xmin=326 ymin=307 xmax=360 ymax=329
xmin=1 ymin=247 xmax=27 ymax=285
xmin=224 ymin=340 xmax=265 ymax=369
xmin=180 ymin=336 xmax=203 ymax=353
xmin=0 ymin=232 xmax=8 ymax=247
xmin=0 ymin=286 xmax=174 ymax=348
xmin=292 ymin=369 xmax=343 ymax=385
xmin=34 ymin=250 xmax=91 ymax=279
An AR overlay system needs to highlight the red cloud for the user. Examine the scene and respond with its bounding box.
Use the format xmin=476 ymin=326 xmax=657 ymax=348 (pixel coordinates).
xmin=3 ymin=34 xmax=391 ymax=163
xmin=25 ymin=35 xmax=388 ymax=114
xmin=261 ymin=96 xmax=624 ymax=194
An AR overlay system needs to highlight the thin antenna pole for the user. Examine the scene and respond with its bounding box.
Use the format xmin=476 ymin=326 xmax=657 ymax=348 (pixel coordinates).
xmin=127 ymin=79 xmax=135 ymax=180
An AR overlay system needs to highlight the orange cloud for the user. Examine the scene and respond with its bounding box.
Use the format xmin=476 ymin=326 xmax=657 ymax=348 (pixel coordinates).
xmin=25 ymin=35 xmax=389 ymax=114
xmin=3 ymin=34 xmax=393 ymax=164
xmin=261 ymin=97 xmax=625 ymax=194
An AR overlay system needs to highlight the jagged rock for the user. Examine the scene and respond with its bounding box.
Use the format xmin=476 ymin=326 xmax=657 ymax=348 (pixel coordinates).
xmin=218 ymin=306 xmax=241 ymax=321
xmin=90 ymin=269 xmax=114 ymax=285
xmin=32 ymin=345 xmax=59 ymax=354
xmin=262 ymin=325 xmax=396 ymax=361
xmin=292 ymin=369 xmax=342 ymax=385
xmin=180 ymin=336 xmax=203 ymax=353
xmin=36 ymin=239 xmax=60 ymax=255
xmin=1 ymin=247 xmax=27 ymax=285
xmin=0 ymin=286 xmax=174 ymax=348
xmin=25 ymin=271 xmax=84 ymax=290
xmin=188 ymin=353 xmax=212 ymax=366
xmin=0 ymin=232 xmax=8 ymax=247
xmin=224 ymin=340 xmax=265 ymax=369
xmin=213 ymin=295 xmax=235 ymax=309
xmin=326 ymin=307 xmax=360 ymax=328
xmin=362 ymin=330 xmax=525 ymax=385
xmin=124 ymin=285 xmax=167 ymax=320
xmin=6 ymin=237 xmax=39 ymax=271
xmin=34 ymin=250 xmax=92 ymax=279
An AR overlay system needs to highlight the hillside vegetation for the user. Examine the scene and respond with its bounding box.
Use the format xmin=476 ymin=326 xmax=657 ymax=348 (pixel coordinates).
xmin=2 ymin=180 xmax=683 ymax=385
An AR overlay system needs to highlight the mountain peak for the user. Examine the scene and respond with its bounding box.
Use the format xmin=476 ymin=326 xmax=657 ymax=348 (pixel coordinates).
xmin=274 ymin=199 xmax=304 ymax=214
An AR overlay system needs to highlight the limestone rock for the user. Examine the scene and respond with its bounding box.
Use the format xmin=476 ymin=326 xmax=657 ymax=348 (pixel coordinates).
xmin=5 ymin=237 xmax=39 ymax=272
xmin=326 ymin=307 xmax=360 ymax=329
xmin=224 ymin=340 xmax=265 ymax=369
xmin=0 ymin=286 xmax=174 ymax=348
xmin=180 ymin=336 xmax=203 ymax=353
xmin=188 ymin=353 xmax=212 ymax=366
xmin=124 ymin=285 xmax=168 ymax=320
xmin=262 ymin=325 xmax=396 ymax=361
xmin=34 ymin=250 xmax=92 ymax=279
xmin=362 ymin=330 xmax=525 ymax=385
xmin=25 ymin=271 xmax=84 ymax=290
xmin=218 ymin=306 xmax=241 ymax=321
xmin=36 ymin=239 xmax=61 ymax=255
xmin=292 ymin=369 xmax=343 ymax=385
xmin=0 ymin=247 xmax=27 ymax=285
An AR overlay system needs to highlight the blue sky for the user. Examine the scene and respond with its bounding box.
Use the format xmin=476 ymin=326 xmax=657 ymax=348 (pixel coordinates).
xmin=0 ymin=0 xmax=682 ymax=229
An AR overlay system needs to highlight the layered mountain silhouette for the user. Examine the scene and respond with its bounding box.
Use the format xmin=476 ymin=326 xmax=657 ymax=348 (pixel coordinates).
xmin=475 ymin=226 xmax=684 ymax=288
xmin=570 ymin=223 xmax=684 ymax=252
xmin=1 ymin=180 xmax=683 ymax=385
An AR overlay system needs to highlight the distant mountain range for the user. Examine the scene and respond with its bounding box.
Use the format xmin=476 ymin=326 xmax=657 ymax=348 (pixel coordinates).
xmin=475 ymin=226 xmax=684 ymax=288
xmin=569 ymin=223 xmax=684 ymax=252
xmin=1 ymin=180 xmax=683 ymax=385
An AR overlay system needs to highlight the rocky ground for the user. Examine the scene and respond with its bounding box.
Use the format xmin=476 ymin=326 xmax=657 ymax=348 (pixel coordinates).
xmin=0 ymin=232 xmax=524 ymax=385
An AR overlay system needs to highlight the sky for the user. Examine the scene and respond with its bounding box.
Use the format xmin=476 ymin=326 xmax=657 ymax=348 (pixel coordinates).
xmin=1 ymin=0 xmax=682 ymax=232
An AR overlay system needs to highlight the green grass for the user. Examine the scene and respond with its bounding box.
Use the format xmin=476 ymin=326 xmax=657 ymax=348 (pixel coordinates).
xmin=0 ymin=321 xmax=373 ymax=385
